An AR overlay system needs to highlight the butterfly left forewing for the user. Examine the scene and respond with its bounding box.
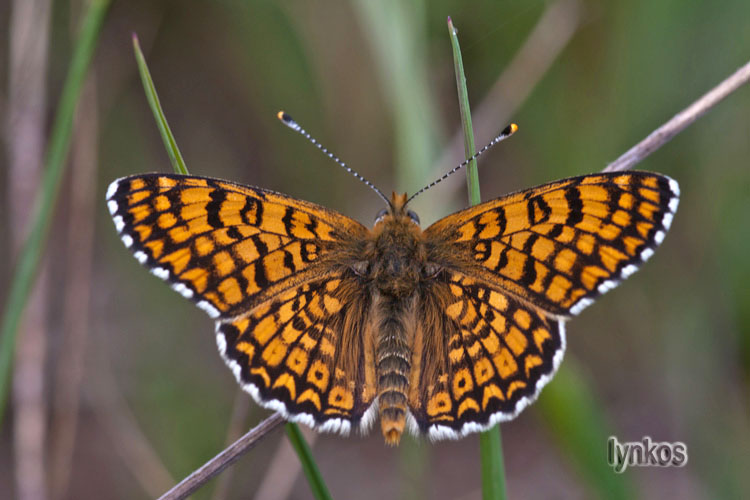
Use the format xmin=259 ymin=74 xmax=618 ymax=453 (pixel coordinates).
xmin=424 ymin=171 xmax=679 ymax=317
xmin=107 ymin=173 xmax=368 ymax=319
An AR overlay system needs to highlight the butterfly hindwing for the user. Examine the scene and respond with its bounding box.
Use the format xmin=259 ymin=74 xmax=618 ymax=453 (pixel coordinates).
xmin=216 ymin=273 xmax=377 ymax=434
xmin=425 ymin=171 xmax=679 ymax=317
xmin=411 ymin=270 xmax=564 ymax=439
xmin=107 ymin=174 xmax=368 ymax=320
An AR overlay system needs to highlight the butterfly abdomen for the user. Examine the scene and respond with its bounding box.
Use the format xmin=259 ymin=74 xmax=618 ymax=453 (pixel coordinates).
xmin=375 ymin=294 xmax=412 ymax=445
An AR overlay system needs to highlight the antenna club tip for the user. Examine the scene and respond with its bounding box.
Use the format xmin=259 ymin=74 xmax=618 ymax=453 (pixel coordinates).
xmin=277 ymin=111 xmax=300 ymax=131
xmin=505 ymin=123 xmax=519 ymax=135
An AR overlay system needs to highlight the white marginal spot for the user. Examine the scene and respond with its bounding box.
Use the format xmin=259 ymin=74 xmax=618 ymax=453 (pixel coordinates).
xmin=570 ymin=297 xmax=594 ymax=316
xmin=669 ymin=197 xmax=679 ymax=213
xmin=359 ymin=397 xmax=379 ymax=434
xmin=121 ymin=234 xmax=134 ymax=248
xmin=597 ymin=279 xmax=618 ymax=294
xmin=134 ymin=251 xmax=148 ymax=264
xmin=106 ymin=179 xmax=120 ymax=200
xmin=319 ymin=418 xmax=351 ymax=436
xmin=621 ymin=264 xmax=638 ymax=278
xmin=107 ymin=200 xmax=118 ymax=215
xmin=641 ymin=247 xmax=655 ymax=262
xmin=668 ymin=177 xmax=680 ymax=197
xmin=292 ymin=413 xmax=317 ymax=429
xmin=113 ymin=215 xmax=125 ymax=232
xmin=151 ymin=267 xmax=169 ymax=280
xmin=243 ymin=383 xmax=262 ymax=404
xmin=405 ymin=410 xmax=420 ymax=437
xmin=662 ymin=212 xmax=674 ymax=230
xmin=654 ymin=230 xmax=666 ymax=245
xmin=227 ymin=359 xmax=243 ymax=384
xmin=172 ymin=282 xmax=194 ymax=299
xmin=197 ymin=300 xmax=221 ymax=319
xmin=428 ymin=424 xmax=459 ymax=441
xmin=215 ymin=327 xmax=227 ymax=356
xmin=341 ymin=420 xmax=352 ymax=435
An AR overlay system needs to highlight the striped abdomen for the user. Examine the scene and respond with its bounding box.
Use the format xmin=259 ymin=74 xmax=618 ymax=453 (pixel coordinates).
xmin=376 ymin=295 xmax=412 ymax=445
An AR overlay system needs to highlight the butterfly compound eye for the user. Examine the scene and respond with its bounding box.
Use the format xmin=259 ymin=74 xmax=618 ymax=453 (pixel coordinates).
xmin=422 ymin=263 xmax=441 ymax=278
xmin=374 ymin=208 xmax=388 ymax=224
xmin=351 ymin=261 xmax=369 ymax=276
xmin=407 ymin=210 xmax=420 ymax=225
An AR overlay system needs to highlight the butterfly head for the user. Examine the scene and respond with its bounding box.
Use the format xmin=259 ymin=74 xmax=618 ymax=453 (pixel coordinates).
xmin=373 ymin=192 xmax=420 ymax=228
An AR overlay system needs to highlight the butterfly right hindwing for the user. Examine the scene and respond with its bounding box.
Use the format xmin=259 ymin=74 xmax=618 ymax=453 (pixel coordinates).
xmin=411 ymin=270 xmax=565 ymax=439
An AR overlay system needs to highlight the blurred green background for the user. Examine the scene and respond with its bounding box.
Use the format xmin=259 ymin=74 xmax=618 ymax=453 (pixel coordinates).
xmin=2 ymin=0 xmax=750 ymax=499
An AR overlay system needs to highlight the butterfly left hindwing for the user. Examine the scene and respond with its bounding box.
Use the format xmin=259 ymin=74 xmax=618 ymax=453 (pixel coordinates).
xmin=216 ymin=272 xmax=377 ymax=434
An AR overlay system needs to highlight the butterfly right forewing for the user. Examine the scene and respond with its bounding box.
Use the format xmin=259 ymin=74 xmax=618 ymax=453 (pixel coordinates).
xmin=425 ymin=171 xmax=679 ymax=317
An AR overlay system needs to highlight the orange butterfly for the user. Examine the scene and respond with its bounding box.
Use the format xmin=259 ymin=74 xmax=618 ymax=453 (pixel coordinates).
xmin=107 ymin=117 xmax=679 ymax=444
xmin=107 ymin=166 xmax=678 ymax=445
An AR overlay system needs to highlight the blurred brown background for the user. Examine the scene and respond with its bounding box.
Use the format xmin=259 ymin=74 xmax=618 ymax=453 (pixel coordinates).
xmin=2 ymin=0 xmax=749 ymax=499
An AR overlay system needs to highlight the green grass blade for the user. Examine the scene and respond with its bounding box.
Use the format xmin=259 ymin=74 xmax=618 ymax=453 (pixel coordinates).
xmin=285 ymin=423 xmax=333 ymax=500
xmin=447 ymin=17 xmax=508 ymax=500
xmin=0 ymin=0 xmax=111 ymax=428
xmin=537 ymin=360 xmax=634 ymax=499
xmin=448 ymin=18 xmax=481 ymax=207
xmin=132 ymin=34 xmax=188 ymax=175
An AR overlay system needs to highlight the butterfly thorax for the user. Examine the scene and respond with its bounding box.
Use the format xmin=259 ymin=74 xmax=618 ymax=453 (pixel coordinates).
xmin=370 ymin=219 xmax=423 ymax=296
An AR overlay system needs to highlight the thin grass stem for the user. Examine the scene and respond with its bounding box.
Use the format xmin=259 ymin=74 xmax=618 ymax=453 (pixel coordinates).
xmin=132 ymin=34 xmax=188 ymax=175
xmin=448 ymin=17 xmax=508 ymax=500
xmin=285 ymin=423 xmax=333 ymax=500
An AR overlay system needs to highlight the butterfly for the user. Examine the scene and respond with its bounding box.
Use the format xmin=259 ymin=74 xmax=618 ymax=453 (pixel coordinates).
xmin=107 ymin=163 xmax=679 ymax=445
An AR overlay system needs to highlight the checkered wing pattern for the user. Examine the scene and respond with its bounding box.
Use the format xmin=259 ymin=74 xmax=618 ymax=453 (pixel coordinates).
xmin=106 ymin=174 xmax=368 ymax=320
xmin=411 ymin=270 xmax=565 ymax=438
xmin=216 ymin=273 xmax=376 ymax=434
xmin=425 ymin=172 xmax=680 ymax=317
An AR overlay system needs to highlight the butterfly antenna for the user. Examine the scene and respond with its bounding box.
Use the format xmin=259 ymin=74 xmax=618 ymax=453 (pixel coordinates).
xmin=278 ymin=111 xmax=392 ymax=208
xmin=406 ymin=123 xmax=518 ymax=204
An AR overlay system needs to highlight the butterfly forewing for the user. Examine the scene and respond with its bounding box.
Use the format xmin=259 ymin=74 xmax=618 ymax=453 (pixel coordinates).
xmin=107 ymin=174 xmax=368 ymax=319
xmin=424 ymin=172 xmax=680 ymax=317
